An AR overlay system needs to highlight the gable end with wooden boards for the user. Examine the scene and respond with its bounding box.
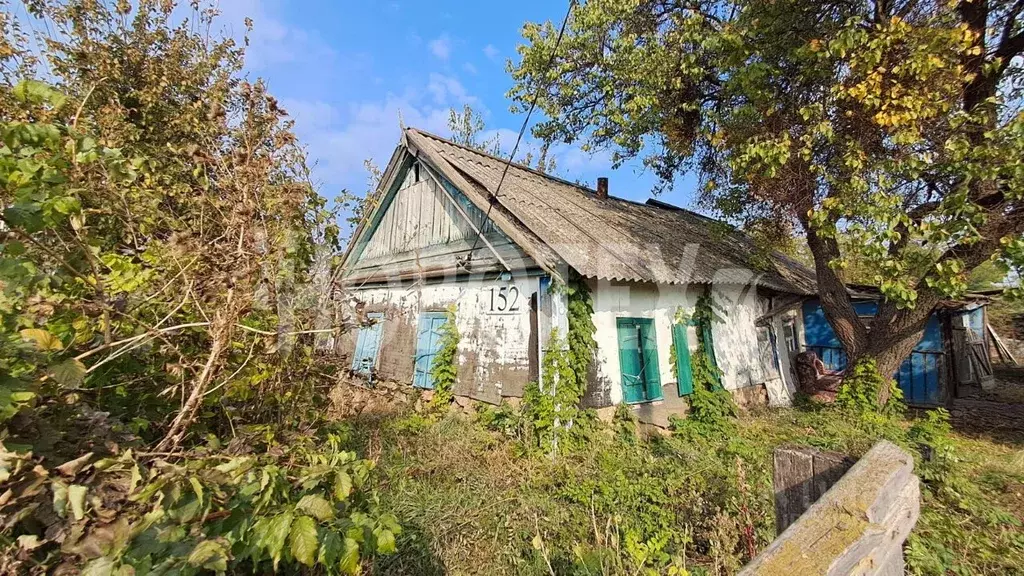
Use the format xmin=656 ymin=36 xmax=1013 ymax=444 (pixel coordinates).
xmin=337 ymin=135 xmax=566 ymax=404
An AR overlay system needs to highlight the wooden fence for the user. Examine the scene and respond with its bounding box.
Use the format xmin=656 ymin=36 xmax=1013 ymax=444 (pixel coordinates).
xmin=740 ymin=441 xmax=920 ymax=576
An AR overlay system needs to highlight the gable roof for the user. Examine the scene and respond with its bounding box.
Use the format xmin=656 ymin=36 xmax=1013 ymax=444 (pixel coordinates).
xmin=396 ymin=128 xmax=817 ymax=295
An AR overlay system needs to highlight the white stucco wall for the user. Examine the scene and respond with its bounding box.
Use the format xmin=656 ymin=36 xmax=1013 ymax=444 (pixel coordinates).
xmin=710 ymin=284 xmax=764 ymax=391
xmin=590 ymin=280 xmax=781 ymax=406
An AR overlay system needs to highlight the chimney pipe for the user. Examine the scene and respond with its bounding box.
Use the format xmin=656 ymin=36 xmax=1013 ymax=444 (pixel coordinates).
xmin=596 ymin=177 xmax=609 ymax=199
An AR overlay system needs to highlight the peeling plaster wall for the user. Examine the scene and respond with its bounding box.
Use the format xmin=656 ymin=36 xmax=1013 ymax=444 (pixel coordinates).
xmin=710 ymin=284 xmax=766 ymax=391
xmin=589 ymin=281 xmax=701 ymax=408
xmin=349 ymin=275 xmax=543 ymax=403
xmin=589 ymin=280 xmax=781 ymax=417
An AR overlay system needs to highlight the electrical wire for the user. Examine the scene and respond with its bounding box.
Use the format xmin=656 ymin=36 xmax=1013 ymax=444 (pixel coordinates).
xmin=461 ymin=0 xmax=576 ymax=269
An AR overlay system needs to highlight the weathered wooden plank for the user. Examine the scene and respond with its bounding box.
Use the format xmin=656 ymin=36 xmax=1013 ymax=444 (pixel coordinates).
xmin=743 ymin=441 xmax=919 ymax=576
xmin=811 ymin=450 xmax=855 ymax=503
xmin=773 ymin=447 xmax=814 ymax=535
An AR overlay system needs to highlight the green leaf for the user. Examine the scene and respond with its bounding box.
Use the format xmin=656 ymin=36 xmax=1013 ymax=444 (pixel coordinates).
xmin=49 ymin=358 xmax=86 ymax=388
xmin=189 ymin=476 xmax=204 ymax=506
xmin=296 ymin=494 xmax=335 ymax=521
xmin=68 ymin=484 xmax=87 ymax=520
xmin=375 ymin=528 xmax=396 ymax=554
xmin=334 ymin=470 xmax=353 ymax=501
xmin=339 ymin=537 xmax=360 ymax=575
xmin=187 ymin=539 xmax=229 ymax=571
xmin=289 ymin=515 xmax=318 ymax=567
xmin=263 ymin=512 xmax=293 ymax=570
xmin=80 ymin=557 xmax=114 ymax=576
xmin=20 ymin=328 xmax=63 ymax=351
xmin=318 ymin=530 xmax=342 ymax=567
xmin=52 ymin=481 xmax=68 ymax=518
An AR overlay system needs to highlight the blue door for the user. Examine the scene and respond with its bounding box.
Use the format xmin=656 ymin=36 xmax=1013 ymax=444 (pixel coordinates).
xmin=352 ymin=312 xmax=384 ymax=374
xmin=413 ymin=312 xmax=448 ymax=389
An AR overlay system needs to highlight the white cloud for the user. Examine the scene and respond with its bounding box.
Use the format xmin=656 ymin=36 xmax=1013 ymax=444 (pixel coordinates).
xmin=462 ymin=62 xmax=478 ymax=75
xmin=283 ymin=73 xmax=487 ymax=198
xmin=210 ymin=0 xmax=337 ymax=70
xmin=426 ymin=73 xmax=479 ymax=107
xmin=483 ymin=44 xmax=500 ymax=60
xmin=428 ymin=34 xmax=452 ymax=60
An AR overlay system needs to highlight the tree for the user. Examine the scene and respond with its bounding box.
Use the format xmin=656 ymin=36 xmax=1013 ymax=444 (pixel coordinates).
xmin=447 ymin=103 xmax=558 ymax=174
xmin=511 ymin=0 xmax=1024 ymax=402
xmin=1 ymin=0 xmax=340 ymax=449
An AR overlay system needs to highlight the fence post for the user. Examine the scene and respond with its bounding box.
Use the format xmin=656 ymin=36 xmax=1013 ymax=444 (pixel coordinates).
xmin=772 ymin=445 xmax=855 ymax=535
xmin=742 ymin=441 xmax=920 ymax=576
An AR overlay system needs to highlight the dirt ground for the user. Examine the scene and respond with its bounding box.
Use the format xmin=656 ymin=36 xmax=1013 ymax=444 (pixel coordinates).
xmin=950 ymin=363 xmax=1024 ymax=442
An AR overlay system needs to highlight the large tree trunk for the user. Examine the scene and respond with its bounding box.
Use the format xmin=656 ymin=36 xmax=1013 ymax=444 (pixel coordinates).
xmin=799 ymin=204 xmax=941 ymax=406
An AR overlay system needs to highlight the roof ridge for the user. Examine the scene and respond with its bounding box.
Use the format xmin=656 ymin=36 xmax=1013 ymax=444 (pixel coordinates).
xmin=408 ymin=127 xmax=719 ymax=219
xmin=406 ymin=127 xmax=606 ymax=195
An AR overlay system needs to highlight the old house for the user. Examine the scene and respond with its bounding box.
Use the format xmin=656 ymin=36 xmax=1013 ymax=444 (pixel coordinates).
xmin=337 ymin=128 xmax=819 ymax=426
xmin=800 ymin=287 xmax=993 ymax=406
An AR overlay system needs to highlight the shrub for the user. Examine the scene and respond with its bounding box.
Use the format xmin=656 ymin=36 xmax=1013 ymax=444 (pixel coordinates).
xmin=0 ymin=429 xmax=398 ymax=574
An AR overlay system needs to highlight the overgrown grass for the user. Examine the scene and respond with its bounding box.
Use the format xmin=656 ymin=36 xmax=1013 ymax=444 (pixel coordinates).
xmin=337 ymin=402 xmax=1024 ymax=575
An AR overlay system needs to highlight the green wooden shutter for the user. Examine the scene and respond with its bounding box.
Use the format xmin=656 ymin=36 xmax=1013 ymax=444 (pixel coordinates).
xmin=640 ymin=320 xmax=662 ymax=401
xmin=673 ymin=323 xmax=694 ymax=396
xmin=617 ymin=319 xmax=645 ymax=403
xmin=702 ymin=323 xmax=721 ymax=388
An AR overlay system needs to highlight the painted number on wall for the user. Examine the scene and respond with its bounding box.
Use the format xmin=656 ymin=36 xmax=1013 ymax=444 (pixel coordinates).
xmin=488 ymin=285 xmax=521 ymax=313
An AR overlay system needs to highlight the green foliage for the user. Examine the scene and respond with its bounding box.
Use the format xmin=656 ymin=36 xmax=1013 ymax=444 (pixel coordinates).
xmin=673 ymin=294 xmax=737 ymax=440
xmin=0 ymin=429 xmax=399 ymax=574
xmin=428 ymin=306 xmax=459 ymax=411
xmin=0 ymin=2 xmax=383 ymax=571
xmin=446 ymin=104 xmax=557 ymax=173
xmin=510 ymin=0 xmax=1024 ymax=380
xmin=565 ymin=272 xmax=598 ymax=391
xmin=522 ymin=274 xmax=598 ymax=456
xmin=835 ymin=358 xmax=905 ymax=417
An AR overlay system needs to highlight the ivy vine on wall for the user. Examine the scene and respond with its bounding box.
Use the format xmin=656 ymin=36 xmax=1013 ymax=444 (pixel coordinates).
xmin=429 ymin=306 xmax=460 ymax=411
xmin=671 ymin=291 xmax=738 ymax=439
xmin=523 ymin=272 xmax=598 ymax=455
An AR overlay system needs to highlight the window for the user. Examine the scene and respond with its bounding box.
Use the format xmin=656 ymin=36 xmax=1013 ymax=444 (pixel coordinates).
xmin=352 ymin=312 xmax=385 ymax=375
xmin=616 ymin=317 xmax=662 ymax=403
xmin=782 ymin=316 xmax=798 ymax=353
xmin=413 ymin=312 xmax=449 ymax=389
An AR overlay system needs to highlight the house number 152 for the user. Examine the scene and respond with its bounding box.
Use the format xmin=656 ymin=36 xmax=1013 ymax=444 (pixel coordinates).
xmin=488 ymin=285 xmax=521 ymax=313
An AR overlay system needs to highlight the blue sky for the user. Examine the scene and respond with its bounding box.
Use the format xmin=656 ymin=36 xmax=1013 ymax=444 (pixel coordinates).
xmin=215 ymin=0 xmax=699 ymax=226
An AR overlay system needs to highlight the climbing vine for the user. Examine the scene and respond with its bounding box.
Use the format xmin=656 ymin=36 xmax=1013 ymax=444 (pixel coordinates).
xmin=523 ymin=272 xmax=597 ymax=454
xmin=672 ymin=292 xmax=737 ymax=439
xmin=565 ymin=271 xmax=598 ymax=395
xmin=429 ymin=306 xmax=459 ymax=411
xmin=836 ymin=358 xmax=904 ymax=417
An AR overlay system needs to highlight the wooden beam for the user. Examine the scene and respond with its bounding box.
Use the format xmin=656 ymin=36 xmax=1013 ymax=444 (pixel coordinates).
xmin=420 ymin=163 xmax=511 ymax=272
xmin=405 ymin=129 xmax=566 ymax=283
xmin=988 ymin=324 xmax=1018 ymax=365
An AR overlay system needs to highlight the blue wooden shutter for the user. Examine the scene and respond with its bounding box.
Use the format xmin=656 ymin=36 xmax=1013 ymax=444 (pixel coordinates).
xmin=352 ymin=312 xmax=384 ymax=374
xmin=413 ymin=313 xmax=447 ymax=389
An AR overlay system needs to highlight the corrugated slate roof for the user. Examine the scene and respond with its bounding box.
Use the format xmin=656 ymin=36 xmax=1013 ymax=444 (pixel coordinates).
xmin=405 ymin=128 xmax=817 ymax=295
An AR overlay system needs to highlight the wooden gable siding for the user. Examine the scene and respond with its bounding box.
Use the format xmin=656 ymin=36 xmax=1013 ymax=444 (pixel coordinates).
xmin=359 ymin=177 xmax=495 ymax=261
xmin=345 ymin=162 xmax=536 ymax=282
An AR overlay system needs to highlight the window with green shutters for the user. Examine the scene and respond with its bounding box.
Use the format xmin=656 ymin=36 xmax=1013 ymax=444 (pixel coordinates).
xmin=672 ymin=322 xmax=695 ymax=396
xmin=616 ymin=317 xmax=662 ymax=404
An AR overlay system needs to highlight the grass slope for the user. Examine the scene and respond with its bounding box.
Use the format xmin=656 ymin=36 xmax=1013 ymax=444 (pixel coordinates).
xmin=339 ymin=404 xmax=1024 ymax=575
